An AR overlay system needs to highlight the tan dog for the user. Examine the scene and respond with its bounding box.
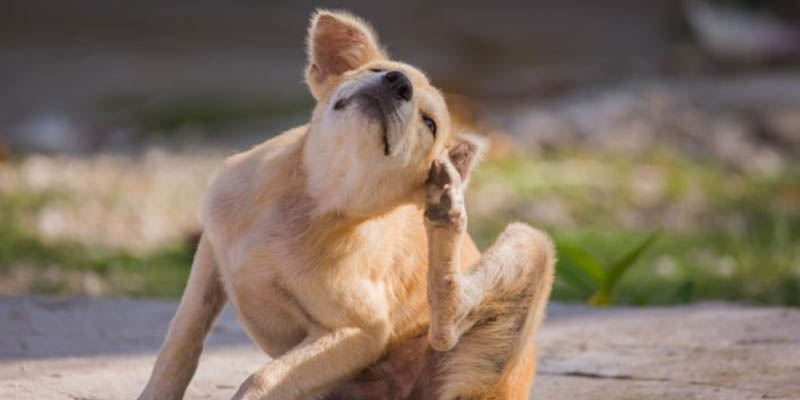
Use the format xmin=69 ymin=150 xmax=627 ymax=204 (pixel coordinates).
xmin=139 ymin=10 xmax=554 ymax=400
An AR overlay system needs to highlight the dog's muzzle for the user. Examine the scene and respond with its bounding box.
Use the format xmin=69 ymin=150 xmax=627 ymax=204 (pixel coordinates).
xmin=345 ymin=70 xmax=413 ymax=155
xmin=352 ymin=70 xmax=412 ymax=115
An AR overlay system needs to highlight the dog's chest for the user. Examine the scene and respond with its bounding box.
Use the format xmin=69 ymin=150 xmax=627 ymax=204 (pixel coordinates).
xmin=222 ymin=207 xmax=401 ymax=329
xmin=205 ymin=154 xmax=432 ymax=345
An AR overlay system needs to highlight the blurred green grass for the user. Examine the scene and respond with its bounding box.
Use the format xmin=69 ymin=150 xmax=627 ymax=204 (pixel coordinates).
xmin=1 ymin=147 xmax=798 ymax=304
xmin=469 ymin=149 xmax=800 ymax=306
xmin=0 ymin=189 xmax=193 ymax=297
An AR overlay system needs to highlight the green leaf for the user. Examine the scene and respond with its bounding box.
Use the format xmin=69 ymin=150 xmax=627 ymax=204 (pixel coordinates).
xmin=590 ymin=232 xmax=660 ymax=306
xmin=588 ymin=291 xmax=612 ymax=306
xmin=555 ymin=258 xmax=598 ymax=296
xmin=676 ymin=280 xmax=695 ymax=304
xmin=558 ymin=243 xmax=606 ymax=283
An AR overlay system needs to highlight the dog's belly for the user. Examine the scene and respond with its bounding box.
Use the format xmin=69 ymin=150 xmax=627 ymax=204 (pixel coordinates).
xmin=325 ymin=333 xmax=432 ymax=400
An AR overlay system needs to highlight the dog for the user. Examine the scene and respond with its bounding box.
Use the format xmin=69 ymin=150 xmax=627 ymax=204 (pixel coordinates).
xmin=139 ymin=10 xmax=555 ymax=400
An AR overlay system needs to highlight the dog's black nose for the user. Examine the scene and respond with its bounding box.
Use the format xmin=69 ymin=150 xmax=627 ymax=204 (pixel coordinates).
xmin=383 ymin=71 xmax=412 ymax=101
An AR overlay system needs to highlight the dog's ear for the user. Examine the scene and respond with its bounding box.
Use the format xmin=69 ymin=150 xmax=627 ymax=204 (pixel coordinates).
xmin=446 ymin=132 xmax=488 ymax=186
xmin=305 ymin=10 xmax=386 ymax=99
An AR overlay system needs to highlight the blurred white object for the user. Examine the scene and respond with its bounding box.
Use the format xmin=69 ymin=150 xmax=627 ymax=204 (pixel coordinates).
xmin=15 ymin=113 xmax=86 ymax=154
xmin=686 ymin=0 xmax=800 ymax=60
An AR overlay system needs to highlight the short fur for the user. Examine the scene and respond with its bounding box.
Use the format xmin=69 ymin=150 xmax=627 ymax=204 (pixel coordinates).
xmin=139 ymin=10 xmax=555 ymax=400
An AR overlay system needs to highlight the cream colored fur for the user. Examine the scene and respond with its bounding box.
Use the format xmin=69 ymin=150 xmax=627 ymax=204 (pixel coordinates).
xmin=139 ymin=10 xmax=554 ymax=400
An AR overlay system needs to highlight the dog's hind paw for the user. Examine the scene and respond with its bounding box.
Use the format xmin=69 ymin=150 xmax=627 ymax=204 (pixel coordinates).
xmin=424 ymin=159 xmax=466 ymax=231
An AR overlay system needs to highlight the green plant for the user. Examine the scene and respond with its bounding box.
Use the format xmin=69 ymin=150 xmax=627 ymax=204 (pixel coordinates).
xmin=557 ymin=233 xmax=660 ymax=306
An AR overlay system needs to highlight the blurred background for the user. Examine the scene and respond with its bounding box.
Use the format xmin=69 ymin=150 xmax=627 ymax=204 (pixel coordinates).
xmin=1 ymin=0 xmax=798 ymax=305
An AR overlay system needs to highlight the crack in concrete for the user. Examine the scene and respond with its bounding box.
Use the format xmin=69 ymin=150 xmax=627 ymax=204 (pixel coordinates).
xmin=539 ymin=370 xmax=667 ymax=382
xmin=538 ymin=370 xmax=777 ymax=397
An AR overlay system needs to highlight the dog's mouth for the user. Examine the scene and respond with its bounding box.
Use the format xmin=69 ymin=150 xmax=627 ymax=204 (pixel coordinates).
xmin=356 ymin=94 xmax=392 ymax=156
xmin=335 ymin=92 xmax=397 ymax=156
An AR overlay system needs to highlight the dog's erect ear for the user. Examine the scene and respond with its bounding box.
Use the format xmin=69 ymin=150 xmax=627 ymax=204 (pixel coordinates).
xmin=447 ymin=132 xmax=488 ymax=185
xmin=305 ymin=10 xmax=385 ymax=99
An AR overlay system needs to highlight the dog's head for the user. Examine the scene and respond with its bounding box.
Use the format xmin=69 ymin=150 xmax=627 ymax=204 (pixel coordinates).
xmin=302 ymin=10 xmax=486 ymax=217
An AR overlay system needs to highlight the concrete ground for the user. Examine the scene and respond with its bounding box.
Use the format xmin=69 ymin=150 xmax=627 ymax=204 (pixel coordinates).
xmin=1 ymin=296 xmax=798 ymax=399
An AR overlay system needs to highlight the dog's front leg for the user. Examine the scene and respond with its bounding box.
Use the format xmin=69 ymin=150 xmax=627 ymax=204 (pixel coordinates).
xmin=232 ymin=324 xmax=389 ymax=400
xmin=139 ymin=235 xmax=227 ymax=399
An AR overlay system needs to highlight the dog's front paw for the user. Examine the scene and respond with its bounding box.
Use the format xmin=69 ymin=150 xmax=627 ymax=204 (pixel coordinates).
xmin=424 ymin=159 xmax=466 ymax=231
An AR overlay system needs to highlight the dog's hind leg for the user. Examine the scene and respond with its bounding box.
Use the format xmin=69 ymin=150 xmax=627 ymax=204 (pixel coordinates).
xmin=421 ymin=156 xmax=555 ymax=400
xmin=139 ymin=234 xmax=227 ymax=400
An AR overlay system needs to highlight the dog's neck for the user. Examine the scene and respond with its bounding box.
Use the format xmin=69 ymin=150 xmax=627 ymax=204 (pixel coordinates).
xmin=280 ymin=145 xmax=419 ymax=270
xmin=301 ymin=124 xmax=418 ymax=219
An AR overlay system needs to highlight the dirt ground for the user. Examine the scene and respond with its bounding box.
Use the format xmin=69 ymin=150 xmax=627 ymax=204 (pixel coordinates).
xmin=1 ymin=296 xmax=798 ymax=399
